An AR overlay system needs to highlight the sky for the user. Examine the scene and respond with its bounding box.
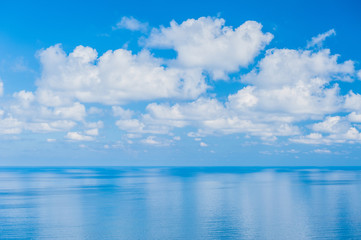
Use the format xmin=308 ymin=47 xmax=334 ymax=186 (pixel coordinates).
xmin=0 ymin=0 xmax=361 ymax=166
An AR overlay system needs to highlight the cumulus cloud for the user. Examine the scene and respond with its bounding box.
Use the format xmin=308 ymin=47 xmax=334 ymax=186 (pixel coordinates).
xmin=112 ymin=43 xmax=358 ymax=142
xmin=200 ymin=142 xmax=208 ymax=147
xmin=146 ymin=17 xmax=273 ymax=79
xmin=141 ymin=136 xmax=170 ymax=146
xmin=65 ymin=132 xmax=95 ymax=141
xmin=312 ymin=116 xmax=349 ymax=134
xmin=133 ymin=47 xmax=354 ymax=138
xmin=307 ymin=29 xmax=336 ymax=48
xmin=113 ymin=16 xmax=148 ymax=32
xmin=0 ymin=117 xmax=23 ymax=134
xmin=290 ymin=113 xmax=361 ymax=144
xmin=241 ymin=48 xmax=355 ymax=117
xmin=1 ymin=17 xmax=360 ymax=149
xmin=84 ymin=128 xmax=99 ymax=136
xmin=344 ymin=92 xmax=361 ymax=111
xmin=348 ymin=112 xmax=361 ymax=123
xmin=36 ymin=45 xmax=207 ymax=105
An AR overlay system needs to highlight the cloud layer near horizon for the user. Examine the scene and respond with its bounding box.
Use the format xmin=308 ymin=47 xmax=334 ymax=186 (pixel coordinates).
xmin=0 ymin=16 xmax=360 ymax=147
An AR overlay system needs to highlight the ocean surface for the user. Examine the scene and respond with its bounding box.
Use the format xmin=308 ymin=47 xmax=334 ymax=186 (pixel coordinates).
xmin=0 ymin=167 xmax=361 ymax=239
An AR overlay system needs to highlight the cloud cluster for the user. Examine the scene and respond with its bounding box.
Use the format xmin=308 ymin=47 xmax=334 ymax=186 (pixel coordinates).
xmin=146 ymin=17 xmax=273 ymax=79
xmin=113 ymin=46 xmax=357 ymax=143
xmin=1 ymin=16 xmax=360 ymax=147
xmin=36 ymin=45 xmax=207 ymax=106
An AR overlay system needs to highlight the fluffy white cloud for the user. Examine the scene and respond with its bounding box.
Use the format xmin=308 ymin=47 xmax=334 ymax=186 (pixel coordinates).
xmin=1 ymin=17 xmax=360 ymax=149
xmin=241 ymin=48 xmax=355 ymax=116
xmin=243 ymin=49 xmax=354 ymax=88
xmin=37 ymin=45 xmax=207 ymax=105
xmin=141 ymin=136 xmax=171 ymax=146
xmin=146 ymin=17 xmax=273 ymax=79
xmin=290 ymin=114 xmax=361 ymax=144
xmin=84 ymin=121 xmax=104 ymax=129
xmin=348 ymin=112 xmax=361 ymax=123
xmin=200 ymin=142 xmax=208 ymax=147
xmin=114 ymin=16 xmax=148 ymax=32
xmin=113 ymin=45 xmax=358 ymax=142
xmin=344 ymin=92 xmax=361 ymax=111
xmin=116 ymin=119 xmax=145 ymax=133
xmin=312 ymin=116 xmax=349 ymax=134
xmin=0 ymin=117 xmax=23 ymax=134
xmin=84 ymin=128 xmax=99 ymax=136
xmin=65 ymin=132 xmax=95 ymax=141
xmin=53 ymin=102 xmax=86 ymax=121
xmin=307 ymin=29 xmax=336 ymax=48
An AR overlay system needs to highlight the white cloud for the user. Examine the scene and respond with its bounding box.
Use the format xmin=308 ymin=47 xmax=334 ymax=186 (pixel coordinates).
xmin=88 ymin=107 xmax=103 ymax=115
xmin=84 ymin=121 xmax=104 ymax=129
xmin=307 ymin=29 xmax=336 ymax=48
xmin=314 ymin=149 xmax=331 ymax=154
xmin=112 ymin=106 xmax=134 ymax=119
xmin=312 ymin=116 xmax=349 ymax=134
xmin=109 ymin=34 xmax=359 ymax=144
xmin=200 ymin=142 xmax=208 ymax=147
xmin=0 ymin=18 xmax=360 ymax=149
xmin=127 ymin=133 xmax=142 ymax=139
xmin=141 ymin=136 xmax=170 ymax=146
xmin=65 ymin=132 xmax=94 ymax=141
xmin=37 ymin=45 xmax=207 ymax=105
xmin=85 ymin=128 xmax=99 ymax=136
xmin=0 ymin=117 xmax=23 ymax=134
xmin=146 ymin=17 xmax=273 ymax=79
xmin=13 ymin=90 xmax=35 ymax=107
xmin=114 ymin=16 xmax=148 ymax=32
xmin=344 ymin=92 xmax=361 ymax=111
xmin=53 ymin=102 xmax=86 ymax=121
xmin=290 ymin=133 xmax=325 ymax=144
xmin=116 ymin=119 xmax=145 ymax=133
xmin=141 ymin=136 xmax=158 ymax=145
xmin=348 ymin=112 xmax=361 ymax=123
xmin=241 ymin=48 xmax=355 ymax=116
xmin=47 ymin=138 xmax=56 ymax=142
xmin=26 ymin=120 xmax=76 ymax=133
xmin=290 ymin=116 xmax=361 ymax=144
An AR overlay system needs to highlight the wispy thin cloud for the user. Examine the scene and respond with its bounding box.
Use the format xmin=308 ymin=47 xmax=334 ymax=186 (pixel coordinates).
xmin=113 ymin=16 xmax=148 ymax=32
xmin=307 ymin=29 xmax=336 ymax=48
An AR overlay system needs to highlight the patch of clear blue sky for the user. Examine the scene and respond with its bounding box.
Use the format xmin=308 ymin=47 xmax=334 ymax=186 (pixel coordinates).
xmin=0 ymin=0 xmax=361 ymax=166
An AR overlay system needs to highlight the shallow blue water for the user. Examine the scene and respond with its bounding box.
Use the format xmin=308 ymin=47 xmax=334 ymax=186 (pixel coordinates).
xmin=0 ymin=167 xmax=361 ymax=239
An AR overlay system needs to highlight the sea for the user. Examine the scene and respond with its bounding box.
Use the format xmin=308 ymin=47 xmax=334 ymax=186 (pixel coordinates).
xmin=0 ymin=167 xmax=361 ymax=239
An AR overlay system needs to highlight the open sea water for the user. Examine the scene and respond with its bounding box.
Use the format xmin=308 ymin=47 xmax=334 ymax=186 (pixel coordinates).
xmin=0 ymin=167 xmax=361 ymax=239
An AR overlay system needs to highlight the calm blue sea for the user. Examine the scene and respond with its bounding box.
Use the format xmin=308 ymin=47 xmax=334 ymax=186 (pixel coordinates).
xmin=0 ymin=167 xmax=361 ymax=239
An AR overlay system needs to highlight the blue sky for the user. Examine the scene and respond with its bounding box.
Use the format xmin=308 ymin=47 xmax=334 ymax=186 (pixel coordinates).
xmin=0 ymin=0 xmax=361 ymax=166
